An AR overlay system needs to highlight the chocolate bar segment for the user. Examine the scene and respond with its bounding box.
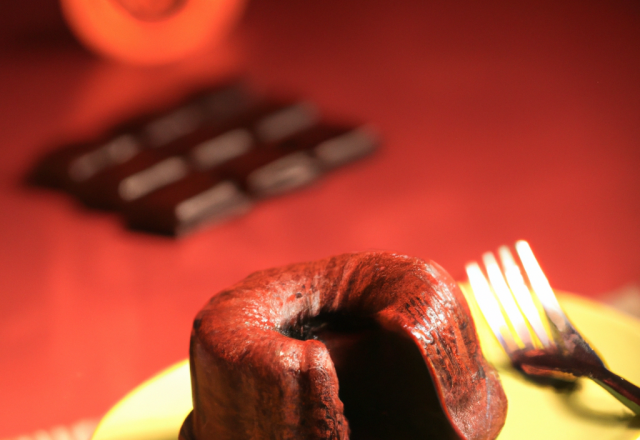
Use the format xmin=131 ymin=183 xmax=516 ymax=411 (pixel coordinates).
xmin=74 ymin=101 xmax=318 ymax=210
xmin=252 ymin=101 xmax=318 ymax=143
xmin=123 ymin=124 xmax=366 ymax=235
xmin=28 ymin=134 xmax=142 ymax=190
xmin=125 ymin=172 xmax=251 ymax=236
xmin=221 ymin=123 xmax=378 ymax=198
xmin=189 ymin=128 xmax=254 ymax=170
xmin=30 ymin=82 xmax=253 ymax=191
xmin=274 ymin=123 xmax=379 ymax=166
xmin=118 ymin=156 xmax=190 ymax=202
xmin=185 ymin=100 xmax=319 ymax=169
xmin=67 ymin=134 xmax=141 ymax=183
xmin=73 ymin=151 xmax=186 ymax=209
xmin=139 ymin=104 xmax=205 ymax=149
xmin=220 ymin=144 xmax=317 ymax=197
xmin=244 ymin=151 xmax=322 ymax=198
xmin=312 ymin=125 xmax=379 ymax=168
xmin=127 ymin=81 xmax=255 ymax=149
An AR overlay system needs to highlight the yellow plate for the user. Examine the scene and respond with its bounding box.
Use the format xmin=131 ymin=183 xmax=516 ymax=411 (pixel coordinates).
xmin=92 ymin=292 xmax=640 ymax=440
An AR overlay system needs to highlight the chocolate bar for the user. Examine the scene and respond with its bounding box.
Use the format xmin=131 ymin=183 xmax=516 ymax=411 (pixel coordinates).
xmin=72 ymin=101 xmax=319 ymax=210
xmin=28 ymin=82 xmax=379 ymax=237
xmin=122 ymin=124 xmax=378 ymax=235
xmin=29 ymin=81 xmax=253 ymax=191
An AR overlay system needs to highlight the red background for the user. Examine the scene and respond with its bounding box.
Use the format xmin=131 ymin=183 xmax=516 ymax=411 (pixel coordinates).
xmin=1 ymin=0 xmax=639 ymax=437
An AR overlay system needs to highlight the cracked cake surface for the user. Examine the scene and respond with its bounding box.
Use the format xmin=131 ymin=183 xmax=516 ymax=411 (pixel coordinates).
xmin=180 ymin=251 xmax=507 ymax=440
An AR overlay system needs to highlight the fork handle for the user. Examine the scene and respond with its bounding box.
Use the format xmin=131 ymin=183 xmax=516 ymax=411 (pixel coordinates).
xmin=591 ymin=367 xmax=640 ymax=415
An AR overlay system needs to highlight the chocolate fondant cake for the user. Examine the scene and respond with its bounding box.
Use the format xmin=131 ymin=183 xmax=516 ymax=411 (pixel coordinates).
xmin=181 ymin=252 xmax=507 ymax=440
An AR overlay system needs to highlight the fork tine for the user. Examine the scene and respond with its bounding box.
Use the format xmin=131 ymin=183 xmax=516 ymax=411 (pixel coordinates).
xmin=469 ymin=242 xmax=640 ymax=414
xmin=465 ymin=262 xmax=520 ymax=355
xmin=482 ymin=252 xmax=535 ymax=349
xmin=515 ymin=240 xmax=569 ymax=333
xmin=498 ymin=246 xmax=553 ymax=347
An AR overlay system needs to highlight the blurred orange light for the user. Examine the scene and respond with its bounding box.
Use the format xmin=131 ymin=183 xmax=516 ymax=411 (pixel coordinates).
xmin=60 ymin=0 xmax=247 ymax=65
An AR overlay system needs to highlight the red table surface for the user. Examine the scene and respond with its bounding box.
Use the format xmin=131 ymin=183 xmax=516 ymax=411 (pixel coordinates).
xmin=1 ymin=0 xmax=639 ymax=437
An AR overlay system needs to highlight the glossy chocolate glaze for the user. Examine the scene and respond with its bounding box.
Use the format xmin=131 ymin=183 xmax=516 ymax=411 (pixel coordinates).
xmin=182 ymin=252 xmax=507 ymax=440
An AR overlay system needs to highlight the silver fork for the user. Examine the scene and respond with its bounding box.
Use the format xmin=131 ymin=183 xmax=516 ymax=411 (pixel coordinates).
xmin=465 ymin=240 xmax=640 ymax=415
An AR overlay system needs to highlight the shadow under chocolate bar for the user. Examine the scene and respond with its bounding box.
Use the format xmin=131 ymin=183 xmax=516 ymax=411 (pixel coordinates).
xmin=124 ymin=124 xmax=379 ymax=236
xmin=28 ymin=80 xmax=254 ymax=192
xmin=73 ymin=101 xmax=319 ymax=210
